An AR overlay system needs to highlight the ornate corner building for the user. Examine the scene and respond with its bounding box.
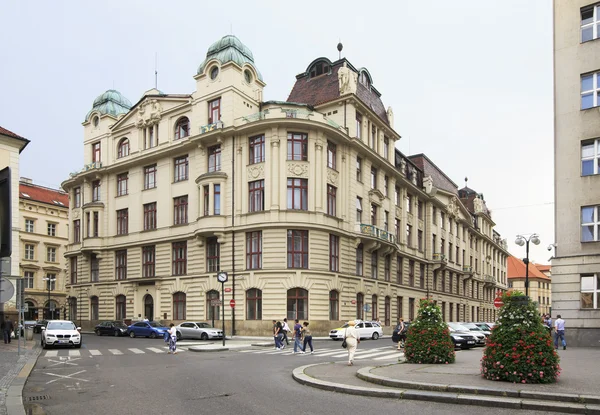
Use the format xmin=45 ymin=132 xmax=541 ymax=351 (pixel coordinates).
xmin=61 ymin=35 xmax=509 ymax=334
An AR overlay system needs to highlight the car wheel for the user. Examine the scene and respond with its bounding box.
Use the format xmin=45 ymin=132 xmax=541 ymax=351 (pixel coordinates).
xmin=200 ymin=332 xmax=209 ymax=340
xmin=95 ymin=329 xmax=101 ymax=336
xmin=114 ymin=330 xmax=119 ymax=337
xmin=372 ymin=332 xmax=379 ymax=340
xmin=42 ymin=339 xmax=47 ymax=349
xmin=176 ymin=331 xmax=182 ymax=341
xmin=75 ymin=342 xmax=82 ymax=349
xmin=129 ymin=332 xmax=135 ymax=338
xmin=149 ymin=332 xmax=157 ymax=339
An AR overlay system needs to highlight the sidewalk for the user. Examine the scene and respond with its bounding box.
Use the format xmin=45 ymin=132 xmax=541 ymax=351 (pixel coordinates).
xmin=293 ymin=347 xmax=600 ymax=413
xmin=0 ymin=339 xmax=41 ymax=415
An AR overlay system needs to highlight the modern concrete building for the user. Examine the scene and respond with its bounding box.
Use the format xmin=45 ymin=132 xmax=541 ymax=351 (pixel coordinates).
xmin=61 ymin=35 xmax=509 ymax=335
xmin=507 ymin=256 xmax=551 ymax=316
xmin=553 ymin=0 xmax=600 ymax=346
xmin=19 ymin=178 xmax=69 ymax=320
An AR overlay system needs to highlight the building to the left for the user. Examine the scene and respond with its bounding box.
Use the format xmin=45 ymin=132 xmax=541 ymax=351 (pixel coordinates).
xmin=19 ymin=178 xmax=69 ymax=320
xmin=0 ymin=125 xmax=29 ymax=321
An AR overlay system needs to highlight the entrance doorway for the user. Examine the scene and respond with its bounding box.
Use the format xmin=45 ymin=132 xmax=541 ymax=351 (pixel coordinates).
xmin=144 ymin=295 xmax=154 ymax=321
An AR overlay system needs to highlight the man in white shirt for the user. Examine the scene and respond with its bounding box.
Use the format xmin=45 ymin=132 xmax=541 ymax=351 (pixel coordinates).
xmin=554 ymin=315 xmax=566 ymax=350
xmin=282 ymin=318 xmax=291 ymax=346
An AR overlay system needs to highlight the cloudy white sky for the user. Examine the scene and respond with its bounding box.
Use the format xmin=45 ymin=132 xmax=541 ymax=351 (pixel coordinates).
xmin=0 ymin=0 xmax=553 ymax=264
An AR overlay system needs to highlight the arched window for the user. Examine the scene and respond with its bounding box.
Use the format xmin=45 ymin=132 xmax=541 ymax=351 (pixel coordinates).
xmin=309 ymin=61 xmax=329 ymax=78
xmin=287 ymin=288 xmax=308 ymax=320
xmin=356 ymin=293 xmax=364 ymax=320
xmin=173 ymin=292 xmax=186 ymax=320
xmin=384 ymin=296 xmax=391 ymax=326
xmin=90 ymin=296 xmax=99 ymax=321
xmin=372 ymin=294 xmax=378 ymax=320
xmin=206 ymin=290 xmax=220 ymax=321
xmin=174 ymin=117 xmax=189 ymax=140
xmin=329 ymin=290 xmax=339 ymax=321
xmin=24 ymin=300 xmax=36 ymax=320
xmin=359 ymin=71 xmax=371 ymax=87
xmin=115 ymin=295 xmax=126 ymax=320
xmin=117 ymin=138 xmax=130 ymax=158
xmin=246 ymin=288 xmax=262 ymax=320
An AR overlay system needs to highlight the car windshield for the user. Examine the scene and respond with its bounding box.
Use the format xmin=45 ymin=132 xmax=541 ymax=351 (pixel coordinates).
xmin=462 ymin=323 xmax=483 ymax=331
xmin=196 ymin=323 xmax=211 ymax=328
xmin=475 ymin=323 xmax=490 ymax=330
xmin=114 ymin=322 xmax=127 ymax=328
xmin=148 ymin=322 xmax=166 ymax=328
xmin=448 ymin=323 xmax=470 ymax=331
xmin=47 ymin=322 xmax=76 ymax=330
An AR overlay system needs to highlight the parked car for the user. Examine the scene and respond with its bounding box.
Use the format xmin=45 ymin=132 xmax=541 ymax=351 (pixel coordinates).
xmin=448 ymin=322 xmax=486 ymax=346
xmin=329 ymin=320 xmax=383 ymax=340
xmin=41 ymin=320 xmax=82 ymax=349
xmin=33 ymin=320 xmax=49 ymax=334
xmin=449 ymin=331 xmax=477 ymax=350
xmin=94 ymin=321 xmax=129 ymax=337
xmin=127 ymin=321 xmax=170 ymax=339
xmin=391 ymin=322 xmax=411 ymax=343
xmin=175 ymin=322 xmax=223 ymax=340
xmin=458 ymin=322 xmax=491 ymax=337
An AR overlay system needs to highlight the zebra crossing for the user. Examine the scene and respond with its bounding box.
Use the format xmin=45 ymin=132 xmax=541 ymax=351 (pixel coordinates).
xmin=238 ymin=346 xmax=404 ymax=361
xmin=42 ymin=346 xmax=187 ymax=357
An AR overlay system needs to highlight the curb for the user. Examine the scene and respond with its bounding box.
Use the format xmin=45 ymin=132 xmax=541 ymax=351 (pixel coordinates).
xmin=6 ymin=348 xmax=42 ymax=415
xmin=188 ymin=346 xmax=229 ymax=352
xmin=292 ymin=363 xmax=600 ymax=414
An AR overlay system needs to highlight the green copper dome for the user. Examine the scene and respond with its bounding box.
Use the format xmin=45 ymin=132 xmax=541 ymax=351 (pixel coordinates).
xmin=85 ymin=89 xmax=132 ymax=121
xmin=197 ymin=35 xmax=263 ymax=81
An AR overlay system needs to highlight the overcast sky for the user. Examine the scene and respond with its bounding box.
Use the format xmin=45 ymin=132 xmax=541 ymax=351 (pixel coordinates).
xmin=0 ymin=0 xmax=554 ymax=264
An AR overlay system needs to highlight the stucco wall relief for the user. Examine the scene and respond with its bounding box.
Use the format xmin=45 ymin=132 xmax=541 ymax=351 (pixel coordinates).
xmin=287 ymin=162 xmax=309 ymax=178
xmin=247 ymin=164 xmax=265 ymax=180
xmin=327 ymin=168 xmax=338 ymax=185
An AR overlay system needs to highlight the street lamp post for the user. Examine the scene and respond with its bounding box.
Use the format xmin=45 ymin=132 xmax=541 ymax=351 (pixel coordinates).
xmin=42 ymin=275 xmax=56 ymax=319
xmin=515 ymin=233 xmax=540 ymax=297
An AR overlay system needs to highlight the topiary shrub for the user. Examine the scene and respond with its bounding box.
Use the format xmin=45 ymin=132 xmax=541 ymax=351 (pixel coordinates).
xmin=481 ymin=291 xmax=560 ymax=383
xmin=404 ymin=298 xmax=455 ymax=364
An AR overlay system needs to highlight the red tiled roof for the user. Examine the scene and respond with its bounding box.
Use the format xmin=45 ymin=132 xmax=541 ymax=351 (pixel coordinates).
xmin=19 ymin=182 xmax=69 ymax=207
xmin=535 ymin=264 xmax=551 ymax=272
xmin=507 ymin=256 xmax=549 ymax=280
xmin=0 ymin=125 xmax=25 ymax=140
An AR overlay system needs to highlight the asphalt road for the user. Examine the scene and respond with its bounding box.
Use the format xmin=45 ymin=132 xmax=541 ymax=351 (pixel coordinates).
xmin=22 ymin=335 xmax=548 ymax=415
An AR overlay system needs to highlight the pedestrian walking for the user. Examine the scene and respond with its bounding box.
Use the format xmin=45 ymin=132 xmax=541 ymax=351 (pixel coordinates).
xmin=301 ymin=322 xmax=313 ymax=354
xmin=344 ymin=320 xmax=360 ymax=366
xmin=168 ymin=323 xmax=178 ymax=354
xmin=292 ymin=319 xmax=304 ymax=354
xmin=396 ymin=318 xmax=406 ymax=351
xmin=2 ymin=317 xmax=14 ymax=344
xmin=282 ymin=318 xmax=291 ymax=346
xmin=554 ymin=315 xmax=566 ymax=350
xmin=272 ymin=320 xmax=284 ymax=350
xmin=543 ymin=314 xmax=553 ymax=335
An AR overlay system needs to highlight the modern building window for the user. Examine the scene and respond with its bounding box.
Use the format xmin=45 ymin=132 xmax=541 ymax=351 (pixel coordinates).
xmin=90 ymin=296 xmax=99 ymax=321
xmin=357 ymin=293 xmax=364 ymax=320
xmin=287 ymin=229 xmax=308 ymax=269
xmin=203 ymin=185 xmax=210 ymax=216
xmin=24 ymin=244 xmax=35 ymax=260
xmin=371 ymin=294 xmax=378 ymax=320
xmin=174 ymin=196 xmax=188 ymax=225
xmin=74 ymin=187 xmax=81 ymax=208
xmin=249 ymin=134 xmax=265 ymax=164
xmin=117 ymin=173 xmax=128 ymax=196
xmin=248 ymin=180 xmax=264 ymax=212
xmin=73 ymin=220 xmax=80 ymax=243
xmin=173 ymin=292 xmax=186 ymax=320
xmin=329 ymin=234 xmax=340 ymax=272
xmin=92 ymin=180 xmax=101 ymax=201
xmin=370 ymin=167 xmax=377 ymax=189
xmin=25 ymin=219 xmax=34 ymax=233
xmin=327 ymin=141 xmax=336 ymax=169
xmin=47 ymin=247 xmax=56 ymax=262
xmin=384 ymin=255 xmax=391 ymax=281
xmin=581 ymin=72 xmax=600 ymax=109
xmin=581 ymin=5 xmax=600 ymax=42
xmin=356 ymin=243 xmax=364 ymax=276
xmin=383 ymin=137 xmax=390 ymax=159
xmin=172 ymin=241 xmax=187 ymax=276
xmin=581 ymin=274 xmax=600 ymax=309
xmin=174 ymin=155 xmax=189 ymax=182
xmin=143 ymin=202 xmax=157 ymax=230
xmin=144 ymin=165 xmax=157 ymax=189
xmin=356 ymin=157 xmax=362 ymax=182
xmin=117 ymin=138 xmax=130 ymax=158
xmin=287 ymin=178 xmax=308 ymax=210
xmin=208 ymin=145 xmax=221 ymax=172
xmin=582 ymin=205 xmax=600 ymax=241
xmin=115 ymin=295 xmax=126 ymax=320
xmin=327 ymin=185 xmax=336 ymax=216
xmin=174 ymin=117 xmax=189 ymax=140
xmin=287 ymin=288 xmax=308 ymax=320
xmin=329 ymin=290 xmax=339 ymax=321
xmin=115 ymin=250 xmax=127 ymax=280
xmin=246 ymin=289 xmax=262 ymax=320
xmin=371 ymin=250 xmax=378 ymax=279
xmin=214 ymin=184 xmax=221 ymax=215
xmin=90 ymin=254 xmax=99 ymax=282
xmin=47 ymin=223 xmax=56 ymax=236
xmin=396 ymin=256 xmax=403 ymax=284
xmin=208 ymin=98 xmax=221 ymax=124
xmin=246 ymin=231 xmax=262 ymax=270
xmin=287 ymin=132 xmax=308 ymax=161
xmin=116 ymin=209 xmax=128 ymax=235
xmin=356 ymin=197 xmax=363 ymax=222
xmin=582 ymin=138 xmax=600 ymax=176
xmin=206 ymin=237 xmax=220 ymax=272
xmin=70 ymin=257 xmax=77 ymax=284
xmin=142 ymin=245 xmax=155 ymax=278
xmin=92 ymin=142 xmax=101 ymax=163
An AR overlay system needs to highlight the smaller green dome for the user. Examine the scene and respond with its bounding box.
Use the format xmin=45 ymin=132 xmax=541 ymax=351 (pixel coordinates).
xmin=197 ymin=35 xmax=263 ymax=81
xmin=85 ymin=89 xmax=132 ymax=121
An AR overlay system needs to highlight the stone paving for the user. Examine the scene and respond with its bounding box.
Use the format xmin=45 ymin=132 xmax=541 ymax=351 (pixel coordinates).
xmin=0 ymin=340 xmax=40 ymax=415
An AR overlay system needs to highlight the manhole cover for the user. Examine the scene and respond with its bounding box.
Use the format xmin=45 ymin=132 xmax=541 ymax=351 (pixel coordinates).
xmin=24 ymin=395 xmax=50 ymax=402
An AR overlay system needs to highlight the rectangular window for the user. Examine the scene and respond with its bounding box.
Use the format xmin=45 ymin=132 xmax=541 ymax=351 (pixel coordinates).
xmin=143 ymin=202 xmax=157 ymax=230
xmin=395 ymin=218 xmax=400 ymax=241
xmin=420 ymin=264 xmax=425 ymax=288
xmin=582 ymin=205 xmax=600 ymax=241
xmin=356 ymin=244 xmax=364 ymax=276
xmin=214 ymin=184 xmax=221 ymax=215
xmin=248 ymin=180 xmax=265 ymax=212
xmin=249 ymin=135 xmax=265 ymax=164
xmin=203 ymin=185 xmax=210 ymax=216
xmin=93 ymin=212 xmax=99 ymax=237
xmin=287 ymin=230 xmax=308 ymax=269
xmin=74 ymin=187 xmax=81 ymax=208
xmin=396 ymin=256 xmax=403 ymax=284
xmin=356 ymin=112 xmax=362 ymax=139
xmin=371 ymin=250 xmax=378 ymax=279
xmin=384 ymin=255 xmax=391 ymax=281
xmin=406 ymin=224 xmax=413 ymax=247
xmin=208 ymin=98 xmax=221 ymax=123
xmin=370 ymin=167 xmax=377 ymax=189
xmin=433 ymin=206 xmax=437 ymax=225
xmin=24 ymin=271 xmax=34 ymax=289
xmin=383 ymin=136 xmax=389 ymax=159
xmin=208 ymin=145 xmax=221 ymax=172
xmin=25 ymin=219 xmax=34 ymax=233
xmin=329 ymin=234 xmax=339 ymax=272
xmin=174 ymin=155 xmax=189 ymax=182
xmin=70 ymin=257 xmax=77 ymax=284
xmin=409 ymin=260 xmax=415 ymax=286
xmin=287 ymin=178 xmax=308 ymax=210
xmin=371 ymin=203 xmax=377 ymax=226
xmin=383 ymin=176 xmax=389 ymax=197
xmin=115 ymin=250 xmax=127 ymax=280
xmin=172 ymin=241 xmax=187 ymax=275
xmin=46 ymin=273 xmax=56 ymax=291
xmin=92 ymin=142 xmax=101 ymax=163
xmin=418 ymin=230 xmax=423 ymax=251
xmin=144 ymin=165 xmax=157 ymax=189
xmin=47 ymin=223 xmax=56 ymax=236
xmin=142 ymin=245 xmax=156 ymax=278
xmin=356 ymin=157 xmax=362 ymax=182
xmin=117 ymin=173 xmax=128 ymax=196
xmin=582 ymin=139 xmax=600 ymax=176
xmin=441 ymin=212 xmax=446 ymax=228
xmin=206 ymin=237 xmax=220 ymax=272
xmin=356 ymin=197 xmax=363 ymax=222
xmin=327 ymin=185 xmax=336 ymax=216
xmin=327 ymin=141 xmax=336 ymax=169
xmin=406 ymin=194 xmax=413 ymax=214
xmin=116 ymin=208 xmax=128 ymax=235
xmin=370 ymin=125 xmax=377 ymax=149
xmin=90 ymin=254 xmax=99 ymax=282
xmin=91 ymin=180 xmax=101 ymax=201
xmin=581 ymin=5 xmax=600 ymax=42
xmin=287 ymin=132 xmax=308 ymax=161
xmin=397 ymin=296 xmax=403 ymax=319
xmin=581 ymin=72 xmax=600 ymax=109
xmin=246 ymin=231 xmax=262 ymax=270
xmin=73 ymin=220 xmax=80 ymax=243
xmin=409 ymin=298 xmax=415 ymax=320
xmin=417 ymin=200 xmax=423 ymax=220
xmin=394 ymin=186 xmax=400 ymax=206
xmin=47 ymin=247 xmax=56 ymax=262
xmin=174 ymin=196 xmax=188 ymax=225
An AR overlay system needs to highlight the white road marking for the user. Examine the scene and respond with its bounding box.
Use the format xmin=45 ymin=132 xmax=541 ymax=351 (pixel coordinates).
xmin=88 ymin=350 xmax=102 ymax=356
xmin=128 ymin=348 xmax=145 ymax=354
xmin=108 ymin=349 xmax=123 ymax=355
xmin=44 ymin=350 xmax=58 ymax=357
xmin=147 ymin=347 xmax=164 ymax=353
xmin=44 ymin=370 xmax=89 ymax=384
xmin=47 ymin=357 xmax=80 ymax=367
xmin=68 ymin=350 xmax=81 ymax=357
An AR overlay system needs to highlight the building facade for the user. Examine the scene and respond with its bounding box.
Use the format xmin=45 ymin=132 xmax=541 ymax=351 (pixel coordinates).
xmin=554 ymin=0 xmax=600 ymax=346
xmin=19 ymin=178 xmax=69 ymax=320
xmin=507 ymin=256 xmax=552 ymax=316
xmin=62 ymin=35 xmax=509 ymax=334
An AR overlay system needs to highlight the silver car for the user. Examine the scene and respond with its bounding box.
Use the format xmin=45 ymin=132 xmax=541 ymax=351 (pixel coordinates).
xmin=175 ymin=322 xmax=223 ymax=340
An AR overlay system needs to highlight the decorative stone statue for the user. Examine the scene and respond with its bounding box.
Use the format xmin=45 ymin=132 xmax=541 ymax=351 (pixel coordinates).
xmin=473 ymin=196 xmax=484 ymax=213
xmin=387 ymin=106 xmax=394 ymax=129
xmin=338 ymin=62 xmax=357 ymax=95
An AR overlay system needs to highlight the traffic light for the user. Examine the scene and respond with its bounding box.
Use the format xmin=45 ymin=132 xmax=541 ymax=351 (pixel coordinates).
xmin=0 ymin=167 xmax=11 ymax=258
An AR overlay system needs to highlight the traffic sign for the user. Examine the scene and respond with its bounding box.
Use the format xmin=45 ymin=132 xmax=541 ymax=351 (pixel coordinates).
xmin=351 ymin=300 xmax=356 ymax=305
xmin=494 ymin=297 xmax=504 ymax=308
xmin=230 ymin=299 xmax=236 ymax=308
xmin=224 ymin=287 xmax=232 ymax=293
xmin=363 ymin=304 xmax=371 ymax=312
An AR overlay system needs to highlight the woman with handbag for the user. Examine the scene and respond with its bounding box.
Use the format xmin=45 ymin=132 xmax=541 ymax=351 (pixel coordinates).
xmin=344 ymin=320 xmax=360 ymax=366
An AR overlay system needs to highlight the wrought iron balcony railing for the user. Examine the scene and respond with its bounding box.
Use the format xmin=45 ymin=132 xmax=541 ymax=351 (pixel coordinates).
xmin=358 ymin=224 xmax=396 ymax=244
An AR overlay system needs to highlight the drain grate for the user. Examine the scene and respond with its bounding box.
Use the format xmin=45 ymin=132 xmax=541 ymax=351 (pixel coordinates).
xmin=24 ymin=395 xmax=50 ymax=402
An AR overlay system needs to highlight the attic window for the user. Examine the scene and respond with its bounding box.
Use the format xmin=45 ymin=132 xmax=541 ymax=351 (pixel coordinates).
xmin=359 ymin=72 xmax=370 ymax=87
xmin=93 ymin=116 xmax=99 ymax=127
xmin=310 ymin=62 xmax=329 ymax=78
xmin=53 ymin=200 xmax=65 ymax=206
xmin=21 ymin=193 xmax=30 ymax=198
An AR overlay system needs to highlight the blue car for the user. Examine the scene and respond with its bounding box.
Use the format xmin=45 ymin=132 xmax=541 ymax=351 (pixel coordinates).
xmin=127 ymin=321 xmax=170 ymax=339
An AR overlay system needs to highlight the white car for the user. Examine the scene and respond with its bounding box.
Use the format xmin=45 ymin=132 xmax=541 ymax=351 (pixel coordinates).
xmin=175 ymin=322 xmax=223 ymax=340
xmin=41 ymin=320 xmax=82 ymax=349
xmin=329 ymin=320 xmax=383 ymax=340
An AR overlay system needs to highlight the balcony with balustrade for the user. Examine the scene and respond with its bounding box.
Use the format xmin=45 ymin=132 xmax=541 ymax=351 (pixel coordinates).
xmin=355 ymin=223 xmax=396 ymax=252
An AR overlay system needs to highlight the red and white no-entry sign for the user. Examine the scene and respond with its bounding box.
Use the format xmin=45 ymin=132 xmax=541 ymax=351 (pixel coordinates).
xmin=494 ymin=297 xmax=504 ymax=308
xmin=230 ymin=299 xmax=236 ymax=308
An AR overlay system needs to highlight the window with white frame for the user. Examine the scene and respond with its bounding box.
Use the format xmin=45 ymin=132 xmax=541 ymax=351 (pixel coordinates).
xmin=581 ymin=4 xmax=600 ymax=42
xmin=47 ymin=223 xmax=56 ymax=236
xmin=25 ymin=219 xmax=34 ymax=233
xmin=581 ymin=72 xmax=600 ymax=109
xmin=24 ymin=271 xmax=34 ymax=289
xmin=581 ymin=274 xmax=600 ymax=309
xmin=582 ymin=139 xmax=600 ymax=176
xmin=47 ymin=247 xmax=56 ymax=262
xmin=581 ymin=205 xmax=600 ymax=241
xmin=24 ymin=244 xmax=35 ymax=260
xmin=356 ymin=197 xmax=362 ymax=222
